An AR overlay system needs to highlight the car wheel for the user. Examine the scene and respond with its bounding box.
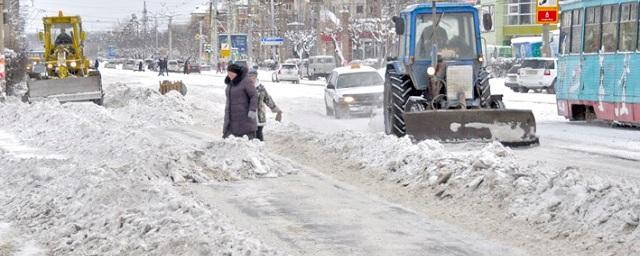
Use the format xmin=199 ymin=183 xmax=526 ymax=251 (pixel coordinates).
xmin=325 ymin=102 xmax=333 ymax=116
xmin=547 ymin=79 xmax=556 ymax=94
xmin=518 ymin=87 xmax=528 ymax=93
xmin=333 ymin=102 xmax=346 ymax=119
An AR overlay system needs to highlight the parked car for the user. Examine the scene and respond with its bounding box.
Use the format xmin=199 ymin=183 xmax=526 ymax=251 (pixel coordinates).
xmin=190 ymin=63 xmax=202 ymax=73
xmin=308 ymin=55 xmax=336 ymax=80
xmin=144 ymin=59 xmax=156 ymax=71
xmin=362 ymin=58 xmax=380 ymax=68
xmin=123 ymin=59 xmax=137 ymax=70
xmin=167 ymin=60 xmax=181 ymax=72
xmin=518 ymin=58 xmax=557 ymax=93
xmin=273 ymin=63 xmax=300 ymax=84
xmin=262 ymin=59 xmax=278 ymax=70
xmin=504 ymin=64 xmax=522 ymax=92
xmin=324 ymin=64 xmax=384 ymax=119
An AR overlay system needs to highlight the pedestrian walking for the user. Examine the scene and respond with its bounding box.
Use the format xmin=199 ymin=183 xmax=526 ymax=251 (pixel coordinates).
xmin=164 ymin=58 xmax=170 ymax=76
xmin=183 ymin=59 xmax=190 ymax=75
xmin=248 ymin=69 xmax=282 ymax=141
xmin=223 ymin=63 xmax=258 ymax=139
xmin=94 ymin=59 xmax=99 ymax=69
xmin=157 ymin=58 xmax=165 ymax=76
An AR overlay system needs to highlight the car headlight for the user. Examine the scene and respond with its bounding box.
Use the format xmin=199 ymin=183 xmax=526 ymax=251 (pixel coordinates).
xmin=343 ymin=96 xmax=355 ymax=103
xmin=70 ymin=61 xmax=77 ymax=68
xmin=32 ymin=62 xmax=37 ymax=65
xmin=427 ymin=66 xmax=436 ymax=76
xmin=47 ymin=64 xmax=54 ymax=69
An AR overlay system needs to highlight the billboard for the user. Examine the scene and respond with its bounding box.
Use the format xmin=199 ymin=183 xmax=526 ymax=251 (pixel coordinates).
xmin=218 ymin=34 xmax=248 ymax=59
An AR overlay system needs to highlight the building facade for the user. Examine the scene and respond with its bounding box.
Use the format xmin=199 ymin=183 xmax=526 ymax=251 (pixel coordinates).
xmin=480 ymin=0 xmax=559 ymax=47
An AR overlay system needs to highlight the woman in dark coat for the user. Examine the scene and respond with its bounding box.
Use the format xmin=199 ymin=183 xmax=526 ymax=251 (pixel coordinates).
xmin=223 ymin=63 xmax=258 ymax=139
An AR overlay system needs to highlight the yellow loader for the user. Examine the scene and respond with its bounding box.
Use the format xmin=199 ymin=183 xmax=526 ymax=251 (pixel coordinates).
xmin=27 ymin=11 xmax=103 ymax=105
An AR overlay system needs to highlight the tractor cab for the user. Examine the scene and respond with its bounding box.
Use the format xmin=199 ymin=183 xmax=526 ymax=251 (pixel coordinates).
xmin=392 ymin=3 xmax=485 ymax=108
xmin=37 ymin=11 xmax=89 ymax=78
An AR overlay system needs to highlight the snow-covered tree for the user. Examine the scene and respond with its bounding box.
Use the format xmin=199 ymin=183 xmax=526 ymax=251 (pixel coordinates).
xmin=284 ymin=30 xmax=317 ymax=60
xmin=349 ymin=18 xmax=396 ymax=61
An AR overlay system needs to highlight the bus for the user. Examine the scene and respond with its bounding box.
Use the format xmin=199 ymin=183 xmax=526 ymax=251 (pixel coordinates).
xmin=557 ymin=0 xmax=640 ymax=125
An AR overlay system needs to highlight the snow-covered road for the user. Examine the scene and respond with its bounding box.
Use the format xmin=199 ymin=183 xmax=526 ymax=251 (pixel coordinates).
xmin=1 ymin=68 xmax=639 ymax=255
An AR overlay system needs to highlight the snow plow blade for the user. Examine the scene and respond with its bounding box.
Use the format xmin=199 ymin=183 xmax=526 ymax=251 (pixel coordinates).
xmin=27 ymin=74 xmax=103 ymax=104
xmin=404 ymin=109 xmax=539 ymax=146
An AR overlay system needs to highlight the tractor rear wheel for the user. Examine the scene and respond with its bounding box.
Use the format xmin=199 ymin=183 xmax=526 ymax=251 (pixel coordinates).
xmin=384 ymin=70 xmax=415 ymax=137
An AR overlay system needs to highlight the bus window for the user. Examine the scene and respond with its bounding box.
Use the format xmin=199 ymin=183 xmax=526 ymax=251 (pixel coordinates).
xmin=619 ymin=3 xmax=638 ymax=51
xmin=602 ymin=4 xmax=620 ymax=52
xmin=584 ymin=6 xmax=602 ymax=53
xmin=561 ymin=11 xmax=572 ymax=54
xmin=571 ymin=9 xmax=583 ymax=53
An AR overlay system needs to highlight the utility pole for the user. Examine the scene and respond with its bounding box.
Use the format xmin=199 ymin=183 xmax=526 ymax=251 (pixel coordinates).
xmin=154 ymin=16 xmax=159 ymax=49
xmin=270 ymin=0 xmax=276 ymax=60
xmin=542 ymin=23 xmax=551 ymax=57
xmin=210 ymin=0 xmax=219 ymax=65
xmin=227 ymin=0 xmax=232 ymax=61
xmin=0 ymin=0 xmax=4 ymax=51
xmin=168 ymin=16 xmax=173 ymax=59
xmin=198 ymin=20 xmax=203 ymax=63
xmin=247 ymin=0 xmax=252 ymax=64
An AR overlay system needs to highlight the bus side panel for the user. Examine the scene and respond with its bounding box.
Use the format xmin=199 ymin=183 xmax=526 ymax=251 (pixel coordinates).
xmin=580 ymin=55 xmax=602 ymax=102
xmin=597 ymin=54 xmax=625 ymax=121
xmin=556 ymin=55 xmax=582 ymax=118
xmin=630 ymin=54 xmax=640 ymax=122
xmin=611 ymin=54 xmax=640 ymax=123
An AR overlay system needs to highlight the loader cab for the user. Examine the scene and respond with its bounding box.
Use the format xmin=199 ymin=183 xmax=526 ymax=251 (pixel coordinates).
xmin=392 ymin=3 xmax=483 ymax=91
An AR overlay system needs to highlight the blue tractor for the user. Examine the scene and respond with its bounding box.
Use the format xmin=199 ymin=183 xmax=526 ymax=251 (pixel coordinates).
xmin=384 ymin=2 xmax=539 ymax=145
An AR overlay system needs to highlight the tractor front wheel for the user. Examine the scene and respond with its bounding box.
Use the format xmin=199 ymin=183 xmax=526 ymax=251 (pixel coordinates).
xmin=384 ymin=70 xmax=414 ymax=137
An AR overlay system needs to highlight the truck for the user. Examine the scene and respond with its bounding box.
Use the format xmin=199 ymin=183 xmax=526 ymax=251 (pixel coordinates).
xmin=383 ymin=2 xmax=538 ymax=146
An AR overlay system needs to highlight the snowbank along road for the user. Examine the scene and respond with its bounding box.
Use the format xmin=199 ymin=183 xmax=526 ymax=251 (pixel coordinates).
xmin=0 ymin=68 xmax=638 ymax=256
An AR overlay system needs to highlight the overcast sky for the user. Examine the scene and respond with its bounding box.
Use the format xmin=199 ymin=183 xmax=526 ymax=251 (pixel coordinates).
xmin=26 ymin=0 xmax=207 ymax=33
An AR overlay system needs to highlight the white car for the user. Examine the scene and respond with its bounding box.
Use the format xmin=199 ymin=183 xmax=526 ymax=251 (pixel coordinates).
xmin=273 ymin=63 xmax=300 ymax=84
xmin=167 ymin=60 xmax=180 ymax=72
xmin=518 ymin=58 xmax=557 ymax=93
xmin=324 ymin=65 xmax=384 ymax=119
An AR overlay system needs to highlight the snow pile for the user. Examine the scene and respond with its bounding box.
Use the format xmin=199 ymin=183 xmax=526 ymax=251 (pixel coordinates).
xmin=273 ymin=124 xmax=640 ymax=254
xmin=0 ymin=154 xmax=285 ymax=256
xmin=0 ymin=84 xmax=297 ymax=182
xmin=104 ymin=82 xmax=194 ymax=126
xmin=0 ymin=83 xmax=299 ymax=254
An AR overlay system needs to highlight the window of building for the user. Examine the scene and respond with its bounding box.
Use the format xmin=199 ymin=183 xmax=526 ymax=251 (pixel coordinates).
xmin=356 ymin=5 xmax=363 ymax=14
xmin=619 ymin=3 xmax=638 ymax=51
xmin=507 ymin=0 xmax=534 ymax=25
xmin=571 ymin=9 xmax=583 ymax=53
xmin=584 ymin=7 xmax=601 ymax=53
xmin=602 ymin=4 xmax=620 ymax=52
xmin=560 ymin=11 xmax=572 ymax=54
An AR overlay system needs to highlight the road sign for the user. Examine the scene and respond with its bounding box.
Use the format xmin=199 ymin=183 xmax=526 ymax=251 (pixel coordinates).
xmin=536 ymin=0 xmax=559 ymax=24
xmin=260 ymin=37 xmax=284 ymax=46
xmin=221 ymin=49 xmax=231 ymax=58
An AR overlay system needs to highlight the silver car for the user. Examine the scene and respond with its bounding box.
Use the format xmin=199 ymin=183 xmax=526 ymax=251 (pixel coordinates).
xmin=273 ymin=64 xmax=300 ymax=84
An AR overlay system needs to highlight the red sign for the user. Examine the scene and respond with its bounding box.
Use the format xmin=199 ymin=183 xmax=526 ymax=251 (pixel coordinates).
xmin=0 ymin=55 xmax=5 ymax=80
xmin=536 ymin=9 xmax=558 ymax=24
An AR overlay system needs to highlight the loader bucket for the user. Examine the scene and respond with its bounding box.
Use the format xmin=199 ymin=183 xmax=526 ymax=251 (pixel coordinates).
xmin=404 ymin=109 xmax=539 ymax=146
xmin=27 ymin=75 xmax=103 ymax=104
